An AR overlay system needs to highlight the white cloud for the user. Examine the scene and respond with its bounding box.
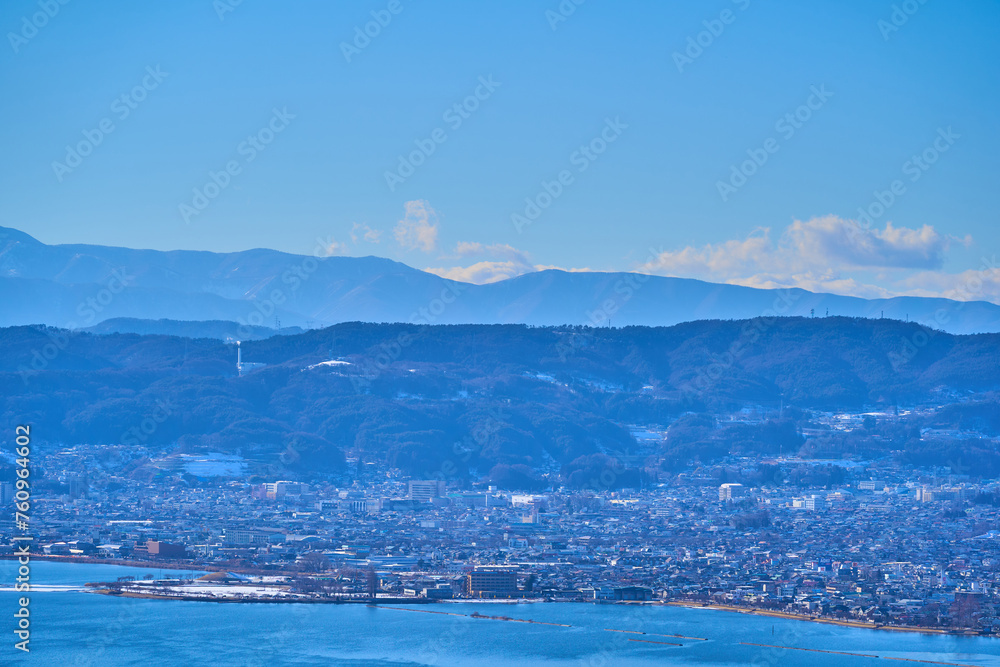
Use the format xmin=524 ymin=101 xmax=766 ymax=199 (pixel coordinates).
xmin=426 ymin=260 xmax=533 ymax=284
xmin=351 ymin=222 xmax=382 ymax=244
xmin=642 ymin=216 xmax=951 ymax=282
xmin=322 ymin=238 xmax=349 ymax=256
xmin=734 ymin=273 xmax=895 ymax=300
xmin=533 ymin=265 xmax=596 ymax=273
xmin=629 ymin=215 xmax=1000 ymax=303
xmin=394 ymin=200 xmax=439 ymax=252
xmin=425 ymin=242 xmax=538 ymax=284
xmin=642 ymin=229 xmax=775 ymax=281
xmin=454 ymin=241 xmax=485 ymax=256
xmin=455 ymin=242 xmax=527 ymax=261
xmin=391 ymin=210 xmax=989 ymax=303
xmin=787 ymin=215 xmax=948 ymax=270
xmin=897 ymin=264 xmax=1000 ymax=302
xmin=637 ymin=215 xmax=968 ymax=299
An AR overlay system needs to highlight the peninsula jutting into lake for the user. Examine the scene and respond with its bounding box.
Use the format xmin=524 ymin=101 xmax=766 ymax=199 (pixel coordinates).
xmin=4 ymin=561 xmax=998 ymax=666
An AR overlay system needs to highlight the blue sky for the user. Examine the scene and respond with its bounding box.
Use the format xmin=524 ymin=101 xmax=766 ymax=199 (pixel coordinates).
xmin=2 ymin=0 xmax=998 ymax=302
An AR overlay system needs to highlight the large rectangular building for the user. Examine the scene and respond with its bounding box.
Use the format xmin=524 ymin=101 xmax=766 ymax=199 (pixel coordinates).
xmin=223 ymin=528 xmax=273 ymax=546
xmin=145 ymin=540 xmax=187 ymax=559
xmin=408 ymin=480 xmax=446 ymax=502
xmin=719 ymin=483 xmax=746 ymax=501
xmin=791 ymin=494 xmax=826 ymax=511
xmin=465 ymin=566 xmax=518 ymax=597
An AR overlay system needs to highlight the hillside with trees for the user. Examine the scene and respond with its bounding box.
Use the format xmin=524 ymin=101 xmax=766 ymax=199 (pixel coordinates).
xmin=2 ymin=317 xmax=998 ymax=484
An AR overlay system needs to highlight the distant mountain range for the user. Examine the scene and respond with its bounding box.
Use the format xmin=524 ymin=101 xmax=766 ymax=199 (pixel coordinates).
xmin=3 ymin=225 xmax=999 ymax=335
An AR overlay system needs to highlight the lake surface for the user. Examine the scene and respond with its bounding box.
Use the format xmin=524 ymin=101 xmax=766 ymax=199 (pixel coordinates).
xmin=2 ymin=561 xmax=998 ymax=666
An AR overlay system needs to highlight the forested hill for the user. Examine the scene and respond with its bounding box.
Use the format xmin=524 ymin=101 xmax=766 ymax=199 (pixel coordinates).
xmin=2 ymin=317 xmax=998 ymax=480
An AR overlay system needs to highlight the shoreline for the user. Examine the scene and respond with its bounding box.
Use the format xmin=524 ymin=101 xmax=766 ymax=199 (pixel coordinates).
xmin=0 ymin=553 xmax=215 ymax=573
xmin=665 ymin=601 xmax=989 ymax=638
xmin=9 ymin=556 xmax=995 ymax=638
xmin=90 ymin=587 xmax=997 ymax=639
xmin=96 ymin=590 xmax=433 ymax=604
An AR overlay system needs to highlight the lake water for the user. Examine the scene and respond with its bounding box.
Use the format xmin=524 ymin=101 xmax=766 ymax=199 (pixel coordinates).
xmin=2 ymin=561 xmax=998 ymax=666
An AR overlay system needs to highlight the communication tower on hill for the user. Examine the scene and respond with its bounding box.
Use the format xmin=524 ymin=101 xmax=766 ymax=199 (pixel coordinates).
xmin=236 ymin=341 xmax=266 ymax=377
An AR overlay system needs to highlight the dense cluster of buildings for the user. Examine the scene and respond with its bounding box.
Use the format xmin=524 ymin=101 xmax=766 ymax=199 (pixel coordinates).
xmin=3 ymin=409 xmax=999 ymax=634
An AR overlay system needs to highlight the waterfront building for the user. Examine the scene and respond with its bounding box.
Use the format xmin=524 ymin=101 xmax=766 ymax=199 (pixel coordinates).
xmin=466 ymin=565 xmax=518 ymax=597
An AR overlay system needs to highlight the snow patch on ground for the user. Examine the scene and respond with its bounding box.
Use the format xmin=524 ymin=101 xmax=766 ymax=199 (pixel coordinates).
xmin=306 ymin=359 xmax=352 ymax=370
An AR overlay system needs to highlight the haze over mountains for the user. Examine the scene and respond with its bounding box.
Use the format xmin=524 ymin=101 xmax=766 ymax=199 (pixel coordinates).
xmin=3 ymin=226 xmax=999 ymax=335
